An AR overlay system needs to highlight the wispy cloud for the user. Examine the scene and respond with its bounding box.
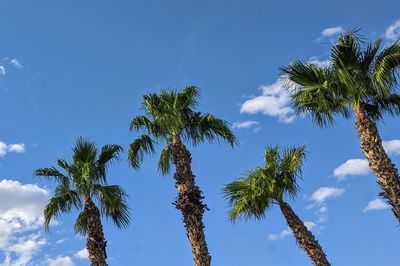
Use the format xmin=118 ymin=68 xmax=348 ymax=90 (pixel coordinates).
xmin=307 ymin=187 xmax=345 ymax=222
xmin=321 ymin=26 xmax=344 ymax=37
xmin=240 ymin=80 xmax=295 ymax=124
xmin=0 ymin=141 xmax=26 ymax=157
xmin=10 ymin=58 xmax=23 ymax=69
xmin=385 ymin=19 xmax=400 ymax=41
xmin=363 ymin=198 xmax=390 ymax=213
xmin=333 ymin=159 xmax=370 ymax=180
xmin=232 ymin=120 xmax=259 ymax=129
xmin=0 ymin=66 xmax=5 ymax=75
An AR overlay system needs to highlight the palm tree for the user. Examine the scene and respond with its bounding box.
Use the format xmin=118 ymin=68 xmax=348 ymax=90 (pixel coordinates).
xmin=35 ymin=137 xmax=130 ymax=266
xmin=281 ymin=32 xmax=400 ymax=222
xmin=224 ymin=146 xmax=330 ymax=266
xmin=129 ymin=86 xmax=236 ymax=266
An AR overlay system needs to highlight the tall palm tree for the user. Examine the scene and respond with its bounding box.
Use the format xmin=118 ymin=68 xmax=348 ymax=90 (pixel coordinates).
xmin=129 ymin=86 xmax=236 ymax=266
xmin=224 ymin=146 xmax=330 ymax=266
xmin=35 ymin=137 xmax=130 ymax=266
xmin=281 ymin=32 xmax=400 ymax=222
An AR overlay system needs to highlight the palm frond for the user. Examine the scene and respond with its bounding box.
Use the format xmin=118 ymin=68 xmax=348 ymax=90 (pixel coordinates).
xmin=190 ymin=113 xmax=237 ymax=147
xmin=72 ymin=137 xmax=97 ymax=164
xmin=34 ymin=167 xmax=70 ymax=186
xmin=93 ymin=185 xmax=130 ymax=229
xmin=374 ymin=42 xmax=400 ymax=90
xmin=224 ymin=168 xmax=275 ymax=221
xmin=74 ymin=211 xmax=88 ymax=235
xmin=128 ymin=134 xmax=156 ymax=168
xmin=175 ymin=85 xmax=199 ymax=110
xmin=158 ymin=141 xmax=173 ymax=175
xmin=44 ymin=187 xmax=81 ymax=229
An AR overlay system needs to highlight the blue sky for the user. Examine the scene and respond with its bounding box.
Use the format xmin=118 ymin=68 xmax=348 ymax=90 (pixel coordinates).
xmin=1 ymin=1 xmax=400 ymax=265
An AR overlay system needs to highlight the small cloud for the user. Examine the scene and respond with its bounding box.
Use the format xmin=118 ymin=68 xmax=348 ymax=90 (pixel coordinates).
xmin=0 ymin=141 xmax=27 ymax=157
xmin=47 ymin=256 xmax=75 ymax=266
xmin=267 ymin=221 xmax=317 ymax=241
xmin=232 ymin=120 xmax=259 ymax=129
xmin=310 ymin=187 xmax=345 ymax=203
xmin=74 ymin=248 xmax=89 ymax=260
xmin=267 ymin=227 xmax=292 ymax=241
xmin=383 ymin=140 xmax=400 ymax=155
xmin=0 ymin=66 xmax=5 ymax=75
xmin=7 ymin=143 xmax=26 ymax=153
xmin=10 ymin=58 xmax=23 ymax=69
xmin=240 ymin=80 xmax=295 ymax=123
xmin=308 ymin=56 xmax=330 ymax=67
xmin=333 ymin=159 xmax=370 ymax=180
xmin=385 ymin=19 xmax=400 ymax=41
xmin=321 ymin=26 xmax=344 ymax=37
xmin=363 ymin=198 xmax=390 ymax=213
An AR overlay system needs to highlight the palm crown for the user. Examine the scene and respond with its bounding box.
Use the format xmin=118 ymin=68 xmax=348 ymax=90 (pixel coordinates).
xmin=281 ymin=32 xmax=400 ymax=126
xmin=224 ymin=146 xmax=306 ymax=221
xmin=35 ymin=137 xmax=130 ymax=234
xmin=129 ymin=86 xmax=237 ymax=173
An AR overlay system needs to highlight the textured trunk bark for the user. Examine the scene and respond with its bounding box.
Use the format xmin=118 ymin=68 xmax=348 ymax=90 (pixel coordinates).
xmin=279 ymin=200 xmax=330 ymax=266
xmin=171 ymin=134 xmax=211 ymax=266
xmin=85 ymin=196 xmax=108 ymax=266
xmin=354 ymin=105 xmax=400 ymax=222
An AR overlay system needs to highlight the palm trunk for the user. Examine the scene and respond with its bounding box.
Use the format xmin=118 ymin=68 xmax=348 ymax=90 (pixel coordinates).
xmin=279 ymin=200 xmax=330 ymax=266
xmin=85 ymin=196 xmax=108 ymax=266
xmin=171 ymin=134 xmax=211 ymax=266
xmin=354 ymin=104 xmax=400 ymax=222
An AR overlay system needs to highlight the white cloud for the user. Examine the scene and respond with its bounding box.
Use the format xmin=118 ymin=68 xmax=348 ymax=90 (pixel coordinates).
xmin=363 ymin=198 xmax=390 ymax=213
xmin=308 ymin=56 xmax=330 ymax=68
xmin=310 ymin=187 xmax=345 ymax=203
xmin=0 ymin=180 xmax=50 ymax=266
xmin=383 ymin=140 xmax=400 ymax=155
xmin=267 ymin=227 xmax=292 ymax=241
xmin=0 ymin=141 xmax=26 ymax=158
xmin=240 ymin=80 xmax=295 ymax=123
xmin=321 ymin=26 xmax=344 ymax=37
xmin=385 ymin=19 xmax=400 ymax=41
xmin=232 ymin=120 xmax=259 ymax=129
xmin=0 ymin=66 xmax=5 ymax=75
xmin=333 ymin=159 xmax=370 ymax=180
xmin=9 ymin=59 xmax=22 ymax=69
xmin=74 ymin=248 xmax=89 ymax=260
xmin=47 ymin=256 xmax=75 ymax=266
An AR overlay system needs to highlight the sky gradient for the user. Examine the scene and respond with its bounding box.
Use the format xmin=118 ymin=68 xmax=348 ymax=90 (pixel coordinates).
xmin=1 ymin=1 xmax=400 ymax=265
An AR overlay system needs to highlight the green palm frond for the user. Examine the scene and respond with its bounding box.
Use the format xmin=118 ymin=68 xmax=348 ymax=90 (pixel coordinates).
xmin=97 ymin=144 xmax=123 ymax=183
xmin=128 ymin=134 xmax=155 ymax=168
xmin=223 ymin=146 xmax=306 ymax=221
xmin=192 ymin=113 xmax=237 ymax=147
xmin=175 ymin=85 xmax=199 ymax=110
xmin=73 ymin=137 xmax=97 ymax=164
xmin=224 ymin=168 xmax=275 ymax=221
xmin=374 ymin=42 xmax=400 ymax=89
xmin=93 ymin=185 xmax=130 ymax=229
xmin=44 ymin=186 xmax=81 ymax=229
xmin=34 ymin=167 xmax=70 ymax=186
xmin=158 ymin=141 xmax=173 ymax=175
xmin=74 ymin=210 xmax=88 ymax=235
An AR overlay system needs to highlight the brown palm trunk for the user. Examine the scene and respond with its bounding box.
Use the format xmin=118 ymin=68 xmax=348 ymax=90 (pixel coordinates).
xmin=279 ymin=200 xmax=330 ymax=266
xmin=84 ymin=196 xmax=108 ymax=266
xmin=171 ymin=134 xmax=211 ymax=266
xmin=354 ymin=104 xmax=400 ymax=222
